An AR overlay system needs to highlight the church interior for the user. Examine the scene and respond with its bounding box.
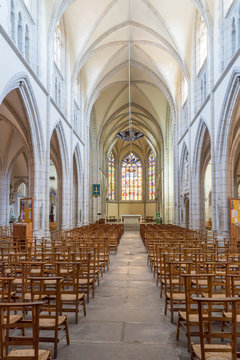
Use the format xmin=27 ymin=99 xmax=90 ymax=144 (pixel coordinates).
xmin=0 ymin=0 xmax=240 ymax=359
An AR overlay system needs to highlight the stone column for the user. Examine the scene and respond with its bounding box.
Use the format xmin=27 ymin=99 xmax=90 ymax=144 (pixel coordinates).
xmin=0 ymin=173 xmax=10 ymax=226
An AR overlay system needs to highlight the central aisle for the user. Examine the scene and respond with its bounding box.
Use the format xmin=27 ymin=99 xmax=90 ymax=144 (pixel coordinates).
xmin=58 ymin=231 xmax=188 ymax=360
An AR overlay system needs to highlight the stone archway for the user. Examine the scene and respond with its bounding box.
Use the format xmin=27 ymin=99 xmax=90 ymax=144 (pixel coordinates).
xmin=0 ymin=75 xmax=44 ymax=234
xmin=184 ymin=196 xmax=190 ymax=229
xmin=216 ymin=70 xmax=240 ymax=238
xmin=192 ymin=120 xmax=211 ymax=230
xmin=50 ymin=130 xmax=63 ymax=229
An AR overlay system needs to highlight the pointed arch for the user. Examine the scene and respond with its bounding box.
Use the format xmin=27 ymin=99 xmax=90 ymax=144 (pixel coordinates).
xmin=0 ymin=73 xmax=44 ymax=164
xmin=50 ymin=122 xmax=69 ymax=229
xmin=192 ymin=119 xmax=211 ymax=229
xmin=50 ymin=121 xmax=69 ymax=178
xmin=215 ymin=69 xmax=240 ymax=237
xmin=73 ymin=144 xmax=83 ymax=226
xmin=180 ymin=142 xmax=189 ymax=193
xmin=192 ymin=119 xmax=211 ymax=178
xmin=217 ymin=69 xmax=240 ymax=165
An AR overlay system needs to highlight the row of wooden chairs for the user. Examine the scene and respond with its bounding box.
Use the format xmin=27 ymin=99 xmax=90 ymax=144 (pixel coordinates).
xmin=0 ymin=223 xmax=124 ymax=359
xmin=141 ymin=224 xmax=240 ymax=360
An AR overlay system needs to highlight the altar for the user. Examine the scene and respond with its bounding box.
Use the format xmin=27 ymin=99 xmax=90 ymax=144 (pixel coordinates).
xmin=121 ymin=214 xmax=142 ymax=224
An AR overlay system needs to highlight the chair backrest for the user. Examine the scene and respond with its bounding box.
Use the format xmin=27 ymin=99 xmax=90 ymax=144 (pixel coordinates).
xmin=56 ymin=262 xmax=81 ymax=292
xmin=29 ymin=276 xmax=63 ymax=328
xmin=0 ymin=277 xmax=15 ymax=302
xmin=193 ymin=296 xmax=239 ymax=360
xmin=183 ymin=274 xmax=214 ymax=318
xmin=0 ymin=301 xmax=43 ymax=360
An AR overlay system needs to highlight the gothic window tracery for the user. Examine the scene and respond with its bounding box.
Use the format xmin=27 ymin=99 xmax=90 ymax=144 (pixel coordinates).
xmin=11 ymin=0 xmax=15 ymax=42
xmin=196 ymin=16 xmax=207 ymax=74
xmin=122 ymin=153 xmax=142 ymax=201
xmin=148 ymin=152 xmax=155 ymax=200
xmin=108 ymin=152 xmax=115 ymax=200
xmin=54 ymin=21 xmax=63 ymax=71
xmin=17 ymin=12 xmax=23 ymax=53
xmin=183 ymin=153 xmax=189 ymax=194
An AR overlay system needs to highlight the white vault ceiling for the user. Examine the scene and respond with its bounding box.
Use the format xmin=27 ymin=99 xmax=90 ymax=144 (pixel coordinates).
xmin=48 ymin=0 xmax=213 ymax=153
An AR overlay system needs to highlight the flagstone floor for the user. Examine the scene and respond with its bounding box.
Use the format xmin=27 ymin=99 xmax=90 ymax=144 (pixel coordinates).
xmin=57 ymin=231 xmax=189 ymax=360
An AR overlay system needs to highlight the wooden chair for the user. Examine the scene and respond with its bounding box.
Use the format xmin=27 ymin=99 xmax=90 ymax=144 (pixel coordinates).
xmin=191 ymin=297 xmax=239 ymax=360
xmin=75 ymin=250 xmax=95 ymax=303
xmin=176 ymin=274 xmax=214 ymax=351
xmin=222 ymin=274 xmax=240 ymax=333
xmin=29 ymin=276 xmax=70 ymax=359
xmin=164 ymin=261 xmax=192 ymax=323
xmin=0 ymin=301 xmax=52 ymax=360
xmin=56 ymin=262 xmax=86 ymax=324
xmin=0 ymin=277 xmax=23 ymax=327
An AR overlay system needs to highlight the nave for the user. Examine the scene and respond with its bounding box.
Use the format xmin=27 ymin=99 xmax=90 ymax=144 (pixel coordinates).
xmin=57 ymin=230 xmax=188 ymax=360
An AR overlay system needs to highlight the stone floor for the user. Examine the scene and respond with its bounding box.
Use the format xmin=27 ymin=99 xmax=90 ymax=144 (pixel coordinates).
xmin=57 ymin=231 xmax=189 ymax=360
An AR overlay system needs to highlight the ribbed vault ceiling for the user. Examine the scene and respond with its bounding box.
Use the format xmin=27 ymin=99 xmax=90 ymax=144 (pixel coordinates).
xmin=48 ymin=0 xmax=213 ymax=153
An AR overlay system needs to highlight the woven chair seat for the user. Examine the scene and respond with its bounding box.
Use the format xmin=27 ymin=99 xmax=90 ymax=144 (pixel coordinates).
xmin=7 ymin=349 xmax=51 ymax=360
xmin=192 ymin=344 xmax=232 ymax=360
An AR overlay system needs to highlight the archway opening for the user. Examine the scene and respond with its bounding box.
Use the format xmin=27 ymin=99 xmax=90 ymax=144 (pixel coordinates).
xmin=184 ymin=197 xmax=190 ymax=229
xmin=0 ymin=88 xmax=34 ymax=227
xmin=49 ymin=160 xmax=58 ymax=226
xmin=204 ymin=161 xmax=212 ymax=229
xmin=72 ymin=154 xmax=78 ymax=227
xmin=50 ymin=129 xmax=63 ymax=229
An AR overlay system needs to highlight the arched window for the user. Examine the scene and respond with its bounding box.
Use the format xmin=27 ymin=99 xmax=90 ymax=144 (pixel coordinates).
xmin=148 ymin=152 xmax=155 ymax=200
xmin=108 ymin=152 xmax=115 ymax=200
xmin=11 ymin=0 xmax=15 ymax=42
xmin=182 ymin=75 xmax=188 ymax=106
xmin=74 ymin=80 xmax=78 ymax=103
xmin=232 ymin=17 xmax=236 ymax=56
xmin=196 ymin=16 xmax=207 ymax=74
xmin=25 ymin=25 xmax=30 ymax=62
xmin=122 ymin=153 xmax=142 ymax=201
xmin=18 ymin=182 xmax=27 ymax=197
xmin=17 ymin=12 xmax=23 ymax=53
xmin=54 ymin=21 xmax=63 ymax=71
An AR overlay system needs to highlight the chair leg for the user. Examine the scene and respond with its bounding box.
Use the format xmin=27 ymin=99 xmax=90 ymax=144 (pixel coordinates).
xmin=75 ymin=303 xmax=79 ymax=324
xmin=176 ymin=312 xmax=180 ymax=340
xmin=164 ymin=297 xmax=168 ymax=316
xmin=170 ymin=300 xmax=174 ymax=323
xmin=83 ymin=296 xmax=86 ymax=316
xmin=65 ymin=318 xmax=70 ymax=345
xmin=87 ymin=287 xmax=90 ymax=303
xmin=54 ymin=340 xmax=58 ymax=359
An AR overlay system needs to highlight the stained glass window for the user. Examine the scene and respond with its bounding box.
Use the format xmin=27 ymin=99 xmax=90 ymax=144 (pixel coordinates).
xmin=197 ymin=16 xmax=207 ymax=73
xmin=122 ymin=153 xmax=142 ymax=200
xmin=148 ymin=152 xmax=155 ymax=200
xmin=108 ymin=152 xmax=115 ymax=200
xmin=54 ymin=21 xmax=63 ymax=71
